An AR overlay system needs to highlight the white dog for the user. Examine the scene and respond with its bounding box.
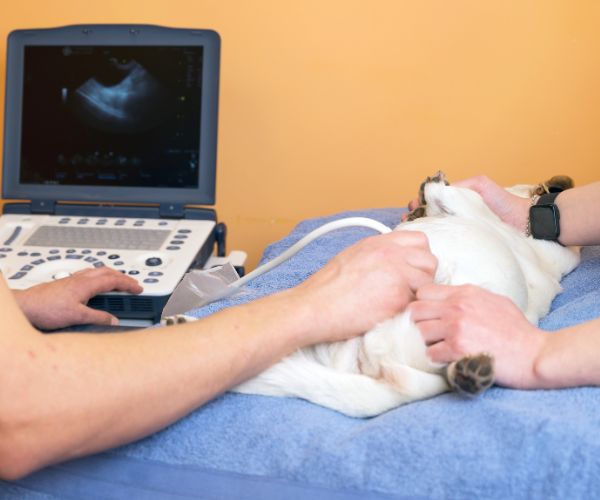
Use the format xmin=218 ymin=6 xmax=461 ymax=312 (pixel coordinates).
xmin=225 ymin=173 xmax=580 ymax=417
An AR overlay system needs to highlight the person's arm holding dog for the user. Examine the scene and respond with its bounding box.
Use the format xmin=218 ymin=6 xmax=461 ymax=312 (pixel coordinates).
xmin=450 ymin=175 xmax=600 ymax=246
xmin=409 ymin=283 xmax=600 ymax=390
xmin=0 ymin=230 xmax=436 ymax=480
xmin=409 ymin=175 xmax=600 ymax=390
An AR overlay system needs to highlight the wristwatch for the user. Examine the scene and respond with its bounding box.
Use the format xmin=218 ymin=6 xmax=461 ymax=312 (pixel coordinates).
xmin=528 ymin=192 xmax=561 ymax=241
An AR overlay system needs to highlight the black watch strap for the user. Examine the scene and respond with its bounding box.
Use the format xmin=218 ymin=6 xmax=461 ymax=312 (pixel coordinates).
xmin=529 ymin=192 xmax=561 ymax=241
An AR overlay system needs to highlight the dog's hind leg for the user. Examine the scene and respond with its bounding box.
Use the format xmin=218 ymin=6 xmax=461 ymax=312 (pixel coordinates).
xmin=380 ymin=362 xmax=450 ymax=400
xmin=233 ymin=350 xmax=432 ymax=418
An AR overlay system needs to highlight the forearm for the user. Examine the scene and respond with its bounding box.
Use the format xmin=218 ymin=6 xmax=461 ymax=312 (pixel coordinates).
xmin=0 ymin=288 xmax=314 ymax=478
xmin=533 ymin=317 xmax=600 ymax=389
xmin=556 ymin=182 xmax=600 ymax=246
xmin=453 ymin=176 xmax=600 ymax=246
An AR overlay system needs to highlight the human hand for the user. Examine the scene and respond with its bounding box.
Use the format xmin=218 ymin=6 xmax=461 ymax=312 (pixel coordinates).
xmin=408 ymin=283 xmax=547 ymax=389
xmin=295 ymin=230 xmax=437 ymax=344
xmin=403 ymin=175 xmax=531 ymax=233
xmin=13 ymin=267 xmax=143 ymax=330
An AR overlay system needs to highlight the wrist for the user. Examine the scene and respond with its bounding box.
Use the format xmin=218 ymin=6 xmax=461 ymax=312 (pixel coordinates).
xmin=527 ymin=192 xmax=563 ymax=242
xmin=12 ymin=289 xmax=48 ymax=329
xmin=255 ymin=287 xmax=323 ymax=349
xmin=530 ymin=328 xmax=580 ymax=389
xmin=280 ymin=281 xmax=354 ymax=347
xmin=502 ymin=326 xmax=549 ymax=390
xmin=528 ymin=330 xmax=556 ymax=389
xmin=12 ymin=289 xmax=34 ymax=321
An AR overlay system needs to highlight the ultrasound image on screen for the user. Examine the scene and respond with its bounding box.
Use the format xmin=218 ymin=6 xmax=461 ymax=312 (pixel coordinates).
xmin=20 ymin=46 xmax=203 ymax=188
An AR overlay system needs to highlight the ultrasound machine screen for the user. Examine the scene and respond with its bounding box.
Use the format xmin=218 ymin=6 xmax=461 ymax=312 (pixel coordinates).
xmin=20 ymin=46 xmax=203 ymax=189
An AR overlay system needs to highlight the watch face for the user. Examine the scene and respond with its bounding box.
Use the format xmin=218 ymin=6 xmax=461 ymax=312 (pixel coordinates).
xmin=530 ymin=204 xmax=560 ymax=240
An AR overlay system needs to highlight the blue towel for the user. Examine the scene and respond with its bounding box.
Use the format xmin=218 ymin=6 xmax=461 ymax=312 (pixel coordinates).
xmin=7 ymin=208 xmax=600 ymax=500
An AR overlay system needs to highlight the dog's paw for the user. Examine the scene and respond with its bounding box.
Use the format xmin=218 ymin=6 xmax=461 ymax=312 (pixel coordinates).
xmin=161 ymin=314 xmax=196 ymax=326
xmin=446 ymin=353 xmax=494 ymax=396
xmin=405 ymin=171 xmax=450 ymax=222
xmin=532 ymin=175 xmax=574 ymax=196
xmin=406 ymin=206 xmax=427 ymax=221
xmin=428 ymin=170 xmax=449 ymax=187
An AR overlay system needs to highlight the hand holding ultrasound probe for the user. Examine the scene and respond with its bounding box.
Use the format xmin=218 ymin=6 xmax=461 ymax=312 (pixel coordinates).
xmin=0 ymin=226 xmax=437 ymax=479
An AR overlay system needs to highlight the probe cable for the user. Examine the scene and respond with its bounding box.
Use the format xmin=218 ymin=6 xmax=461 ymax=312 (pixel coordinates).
xmin=231 ymin=217 xmax=392 ymax=288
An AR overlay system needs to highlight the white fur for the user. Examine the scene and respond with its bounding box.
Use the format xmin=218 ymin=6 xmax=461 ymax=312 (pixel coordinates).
xmin=233 ymin=182 xmax=580 ymax=417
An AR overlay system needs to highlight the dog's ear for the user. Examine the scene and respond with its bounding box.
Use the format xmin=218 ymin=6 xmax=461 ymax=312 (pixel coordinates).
xmin=532 ymin=175 xmax=574 ymax=196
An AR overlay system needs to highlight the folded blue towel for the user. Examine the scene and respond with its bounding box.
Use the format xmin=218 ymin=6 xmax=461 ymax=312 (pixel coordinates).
xmin=7 ymin=208 xmax=600 ymax=500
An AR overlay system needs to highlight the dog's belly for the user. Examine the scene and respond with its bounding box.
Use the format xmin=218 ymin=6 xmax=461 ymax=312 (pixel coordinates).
xmin=397 ymin=216 xmax=529 ymax=311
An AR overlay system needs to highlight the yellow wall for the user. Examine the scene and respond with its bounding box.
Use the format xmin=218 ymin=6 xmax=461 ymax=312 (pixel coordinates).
xmin=1 ymin=1 xmax=599 ymax=269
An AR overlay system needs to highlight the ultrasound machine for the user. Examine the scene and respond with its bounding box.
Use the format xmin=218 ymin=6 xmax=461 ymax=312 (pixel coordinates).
xmin=1 ymin=25 xmax=243 ymax=325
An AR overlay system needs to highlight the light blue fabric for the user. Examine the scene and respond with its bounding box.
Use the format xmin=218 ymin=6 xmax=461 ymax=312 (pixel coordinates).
xmin=6 ymin=208 xmax=600 ymax=500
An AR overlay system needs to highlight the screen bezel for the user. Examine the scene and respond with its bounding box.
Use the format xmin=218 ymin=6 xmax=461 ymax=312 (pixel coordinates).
xmin=2 ymin=25 xmax=220 ymax=206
